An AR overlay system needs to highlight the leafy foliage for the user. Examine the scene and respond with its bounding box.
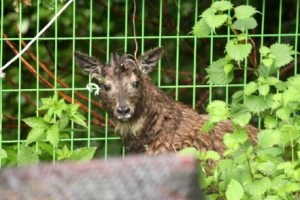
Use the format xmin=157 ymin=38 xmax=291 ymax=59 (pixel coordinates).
xmin=187 ymin=1 xmax=300 ymax=199
xmin=192 ymin=1 xmax=296 ymax=85
xmin=2 ymin=93 xmax=96 ymax=166
xmin=56 ymin=145 xmax=96 ymax=161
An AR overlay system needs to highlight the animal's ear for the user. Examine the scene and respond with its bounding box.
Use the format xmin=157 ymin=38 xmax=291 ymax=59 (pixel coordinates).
xmin=74 ymin=51 xmax=103 ymax=80
xmin=137 ymin=47 xmax=164 ymax=74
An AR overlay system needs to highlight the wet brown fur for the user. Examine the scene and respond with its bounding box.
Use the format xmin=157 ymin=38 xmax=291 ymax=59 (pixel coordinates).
xmin=74 ymin=47 xmax=258 ymax=160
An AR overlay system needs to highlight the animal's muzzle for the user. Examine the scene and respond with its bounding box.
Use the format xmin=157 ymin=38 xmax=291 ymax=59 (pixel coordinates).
xmin=116 ymin=106 xmax=131 ymax=120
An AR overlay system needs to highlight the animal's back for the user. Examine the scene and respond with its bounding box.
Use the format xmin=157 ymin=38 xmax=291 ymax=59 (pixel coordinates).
xmin=147 ymin=100 xmax=258 ymax=156
xmin=173 ymin=105 xmax=258 ymax=154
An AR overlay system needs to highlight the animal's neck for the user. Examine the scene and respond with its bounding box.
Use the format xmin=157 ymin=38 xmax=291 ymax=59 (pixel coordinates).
xmin=115 ymin=77 xmax=184 ymax=153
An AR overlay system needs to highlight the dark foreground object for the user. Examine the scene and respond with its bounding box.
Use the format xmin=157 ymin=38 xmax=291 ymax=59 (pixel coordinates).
xmin=0 ymin=155 xmax=204 ymax=200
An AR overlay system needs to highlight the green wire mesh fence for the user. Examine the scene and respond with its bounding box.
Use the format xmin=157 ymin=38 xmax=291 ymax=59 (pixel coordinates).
xmin=0 ymin=0 xmax=299 ymax=166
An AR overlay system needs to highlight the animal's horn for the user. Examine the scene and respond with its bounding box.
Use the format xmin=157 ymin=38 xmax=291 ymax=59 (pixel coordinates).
xmin=110 ymin=53 xmax=114 ymax=67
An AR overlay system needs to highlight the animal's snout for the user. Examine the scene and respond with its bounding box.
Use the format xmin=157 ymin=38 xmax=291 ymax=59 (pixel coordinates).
xmin=117 ymin=106 xmax=131 ymax=117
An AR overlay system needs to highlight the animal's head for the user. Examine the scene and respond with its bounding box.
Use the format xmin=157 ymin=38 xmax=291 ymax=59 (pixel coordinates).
xmin=74 ymin=47 xmax=164 ymax=122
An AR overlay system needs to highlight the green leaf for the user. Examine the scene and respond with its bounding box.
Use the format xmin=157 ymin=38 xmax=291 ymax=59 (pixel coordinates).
xmin=271 ymin=101 xmax=282 ymax=111
xmin=68 ymin=147 xmax=97 ymax=162
xmin=52 ymin=92 xmax=59 ymax=102
xmin=244 ymin=94 xmax=273 ymax=113
xmin=199 ymin=165 xmax=209 ymax=189
xmin=47 ymin=124 xmax=60 ymax=147
xmin=287 ymin=74 xmax=300 ymax=89
xmin=191 ymin=18 xmax=211 ymax=38
xmin=56 ymin=145 xmax=70 ymax=160
xmin=205 ymin=150 xmax=220 ymax=160
xmin=279 ymin=125 xmax=300 ymax=146
xmin=276 ymin=161 xmax=292 ymax=171
xmin=70 ymin=113 xmax=87 ymax=128
xmin=217 ymin=159 xmax=237 ymax=186
xmin=59 ymin=116 xmax=69 ymax=130
xmin=206 ymin=58 xmax=234 ymax=84
xmin=285 ymin=182 xmax=300 ymax=193
xmin=266 ymin=77 xmax=279 ymax=85
xmin=258 ymin=84 xmax=270 ymax=96
xmin=276 ymin=107 xmax=292 ymax=121
xmin=0 ymin=148 xmax=7 ymax=158
xmin=207 ymin=100 xmax=228 ymax=123
xmin=271 ymin=178 xmax=290 ymax=197
xmin=226 ymin=179 xmax=244 ymax=200
xmin=230 ymin=105 xmax=251 ymax=126
xmin=39 ymin=97 xmax=52 ymax=110
xmin=211 ymin=1 xmax=233 ymax=11
xmin=234 ymin=5 xmax=259 ymax=19
xmin=259 ymin=46 xmax=270 ymax=56
xmin=294 ymin=168 xmax=300 ymax=181
xmin=257 ymin=161 xmax=276 ymax=176
xmin=178 ymin=147 xmax=199 ymax=157
xmin=270 ymin=43 xmax=294 ymax=68
xmin=257 ymin=147 xmax=283 ymax=158
xmin=36 ymin=142 xmax=54 ymax=156
xmin=43 ymin=109 xmax=55 ymax=123
xmin=272 ymin=93 xmax=283 ymax=102
xmin=231 ymin=17 xmax=257 ymax=32
xmin=258 ymin=64 xmax=278 ymax=78
xmin=226 ymin=41 xmax=252 ymax=61
xmin=244 ymin=82 xmax=258 ymax=95
xmin=68 ymin=103 xmax=80 ymax=114
xmin=67 ymin=104 xmax=87 ymax=128
xmin=201 ymin=121 xmax=216 ymax=132
xmin=224 ymin=129 xmax=248 ymax=149
xmin=206 ymin=13 xmax=228 ymax=30
xmin=17 ymin=144 xmax=39 ymax=166
xmin=54 ymin=99 xmax=68 ymax=118
xmin=26 ymin=127 xmax=47 ymax=145
xmin=39 ymin=94 xmax=68 ymax=118
xmin=257 ymin=130 xmax=281 ymax=148
xmin=274 ymin=81 xmax=287 ymax=91
xmin=244 ymin=177 xmax=271 ymax=196
xmin=23 ymin=117 xmax=49 ymax=129
xmin=264 ymin=115 xmax=277 ymax=129
xmin=294 ymin=116 xmax=300 ymax=126
xmin=283 ymin=87 xmax=300 ymax=104
xmin=232 ymin=90 xmax=244 ymax=104
xmin=237 ymin=33 xmax=247 ymax=41
xmin=201 ymin=7 xmax=217 ymax=18
xmin=223 ymin=63 xmax=234 ymax=76
xmin=233 ymin=112 xmax=251 ymax=127
xmin=262 ymin=58 xmax=273 ymax=67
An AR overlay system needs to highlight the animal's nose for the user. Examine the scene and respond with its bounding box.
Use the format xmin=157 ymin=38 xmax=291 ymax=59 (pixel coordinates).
xmin=117 ymin=106 xmax=131 ymax=116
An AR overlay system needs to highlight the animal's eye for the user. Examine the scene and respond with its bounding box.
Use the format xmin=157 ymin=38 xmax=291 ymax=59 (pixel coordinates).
xmin=133 ymin=81 xmax=139 ymax=88
xmin=120 ymin=63 xmax=125 ymax=72
xmin=103 ymin=84 xmax=111 ymax=91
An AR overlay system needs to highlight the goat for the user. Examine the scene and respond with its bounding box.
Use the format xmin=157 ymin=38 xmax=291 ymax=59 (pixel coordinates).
xmin=74 ymin=47 xmax=258 ymax=158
